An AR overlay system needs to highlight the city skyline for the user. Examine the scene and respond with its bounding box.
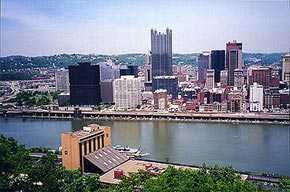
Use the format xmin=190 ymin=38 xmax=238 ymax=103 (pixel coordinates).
xmin=1 ymin=0 xmax=290 ymax=56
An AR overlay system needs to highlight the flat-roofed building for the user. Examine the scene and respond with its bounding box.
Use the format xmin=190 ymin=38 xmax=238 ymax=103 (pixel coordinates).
xmin=153 ymin=89 xmax=168 ymax=110
xmin=61 ymin=124 xmax=111 ymax=171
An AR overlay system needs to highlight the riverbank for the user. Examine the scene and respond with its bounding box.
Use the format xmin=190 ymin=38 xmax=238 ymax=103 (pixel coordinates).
xmin=1 ymin=109 xmax=289 ymax=125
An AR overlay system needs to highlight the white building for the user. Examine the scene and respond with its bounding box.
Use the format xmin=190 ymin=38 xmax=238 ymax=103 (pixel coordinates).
xmin=249 ymin=82 xmax=264 ymax=112
xmin=113 ymin=76 xmax=143 ymax=110
xmin=55 ymin=69 xmax=69 ymax=93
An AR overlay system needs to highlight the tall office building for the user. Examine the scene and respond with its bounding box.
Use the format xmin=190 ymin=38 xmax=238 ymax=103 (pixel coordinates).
xmin=69 ymin=62 xmax=101 ymax=106
xmin=210 ymin=50 xmax=225 ymax=83
xmin=151 ymin=28 xmax=173 ymax=77
xmin=206 ymin=69 xmax=215 ymax=89
xmin=144 ymin=52 xmax=152 ymax=83
xmin=282 ymin=53 xmax=290 ymax=82
xmin=113 ymin=76 xmax=143 ymax=109
xmin=99 ymin=62 xmax=114 ymax=81
xmin=55 ymin=69 xmax=69 ymax=93
xmin=198 ymin=52 xmax=210 ymax=83
xmin=234 ymin=69 xmax=244 ymax=89
xmin=100 ymin=80 xmax=113 ymax=104
xmin=220 ymin=70 xmax=228 ymax=87
xmin=226 ymin=41 xmax=243 ymax=86
xmin=249 ymin=82 xmax=264 ymax=112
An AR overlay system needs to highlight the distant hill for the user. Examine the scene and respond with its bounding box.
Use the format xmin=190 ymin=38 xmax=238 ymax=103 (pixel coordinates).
xmin=0 ymin=52 xmax=285 ymax=71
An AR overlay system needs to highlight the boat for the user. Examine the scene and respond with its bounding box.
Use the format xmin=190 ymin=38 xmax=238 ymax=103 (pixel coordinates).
xmin=113 ymin=144 xmax=150 ymax=158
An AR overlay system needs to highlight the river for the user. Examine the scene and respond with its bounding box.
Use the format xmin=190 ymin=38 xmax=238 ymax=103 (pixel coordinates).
xmin=0 ymin=117 xmax=289 ymax=175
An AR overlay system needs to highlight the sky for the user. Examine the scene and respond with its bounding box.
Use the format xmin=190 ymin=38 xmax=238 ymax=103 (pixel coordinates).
xmin=1 ymin=0 xmax=290 ymax=56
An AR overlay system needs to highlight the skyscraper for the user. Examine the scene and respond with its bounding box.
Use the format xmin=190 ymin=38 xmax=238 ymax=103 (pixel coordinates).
xmin=226 ymin=41 xmax=243 ymax=86
xmin=69 ymin=62 xmax=101 ymax=106
xmin=99 ymin=62 xmax=114 ymax=81
xmin=206 ymin=69 xmax=215 ymax=89
xmin=151 ymin=28 xmax=172 ymax=77
xmin=282 ymin=53 xmax=290 ymax=82
xmin=210 ymin=50 xmax=225 ymax=83
xmin=249 ymin=82 xmax=264 ymax=112
xmin=198 ymin=52 xmax=210 ymax=83
xmin=55 ymin=69 xmax=70 ymax=93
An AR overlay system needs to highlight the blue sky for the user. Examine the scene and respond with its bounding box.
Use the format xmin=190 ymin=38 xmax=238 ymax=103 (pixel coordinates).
xmin=1 ymin=0 xmax=290 ymax=56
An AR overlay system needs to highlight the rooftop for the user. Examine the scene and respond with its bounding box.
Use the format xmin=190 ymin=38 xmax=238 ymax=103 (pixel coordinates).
xmin=99 ymin=159 xmax=200 ymax=184
xmin=67 ymin=124 xmax=105 ymax=139
xmin=84 ymin=146 xmax=129 ymax=173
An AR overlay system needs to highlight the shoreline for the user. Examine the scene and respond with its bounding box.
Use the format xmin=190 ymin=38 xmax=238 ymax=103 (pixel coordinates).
xmin=0 ymin=115 xmax=289 ymax=125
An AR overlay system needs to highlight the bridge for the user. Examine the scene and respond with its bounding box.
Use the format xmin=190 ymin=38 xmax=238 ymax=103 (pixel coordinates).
xmin=0 ymin=109 xmax=289 ymax=123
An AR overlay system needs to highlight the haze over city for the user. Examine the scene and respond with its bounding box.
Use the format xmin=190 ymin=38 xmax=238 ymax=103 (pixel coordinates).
xmin=1 ymin=0 xmax=290 ymax=56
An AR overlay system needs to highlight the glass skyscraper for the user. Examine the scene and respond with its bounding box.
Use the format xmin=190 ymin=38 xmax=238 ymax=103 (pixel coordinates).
xmin=151 ymin=28 xmax=173 ymax=77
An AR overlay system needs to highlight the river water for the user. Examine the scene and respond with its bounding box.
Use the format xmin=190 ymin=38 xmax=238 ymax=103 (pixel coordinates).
xmin=0 ymin=117 xmax=289 ymax=175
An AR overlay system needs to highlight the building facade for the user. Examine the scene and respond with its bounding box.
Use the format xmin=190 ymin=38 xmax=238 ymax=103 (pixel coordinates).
xmin=234 ymin=69 xmax=244 ymax=89
xmin=249 ymin=82 xmax=264 ymax=112
xmin=61 ymin=124 xmax=111 ymax=171
xmin=55 ymin=69 xmax=70 ymax=93
xmin=113 ymin=76 xmax=143 ymax=109
xmin=100 ymin=80 xmax=113 ymax=104
xmin=226 ymin=41 xmax=243 ymax=86
xmin=151 ymin=28 xmax=173 ymax=77
xmin=247 ymin=67 xmax=272 ymax=88
xmin=210 ymin=50 xmax=225 ymax=83
xmin=120 ymin=65 xmax=139 ymax=77
xmin=206 ymin=69 xmax=215 ymax=89
xmin=69 ymin=62 xmax=101 ymax=106
xmin=282 ymin=53 xmax=290 ymax=82
xmin=152 ymin=76 xmax=178 ymax=99
xmin=198 ymin=52 xmax=210 ymax=83
xmin=220 ymin=70 xmax=228 ymax=88
xmin=153 ymin=89 xmax=168 ymax=110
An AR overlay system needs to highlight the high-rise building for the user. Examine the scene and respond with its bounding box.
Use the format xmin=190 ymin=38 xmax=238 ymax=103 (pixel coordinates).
xmin=152 ymin=76 xmax=178 ymax=99
xmin=198 ymin=52 xmax=210 ymax=83
xmin=61 ymin=124 xmax=111 ymax=171
xmin=55 ymin=69 xmax=70 ymax=93
xmin=99 ymin=62 xmax=114 ymax=81
xmin=151 ymin=28 xmax=172 ymax=77
xmin=100 ymin=80 xmax=113 ymax=104
xmin=247 ymin=67 xmax=271 ymax=88
xmin=113 ymin=76 xmax=143 ymax=109
xmin=144 ymin=52 xmax=152 ymax=83
xmin=210 ymin=50 xmax=225 ymax=83
xmin=69 ymin=62 xmax=101 ymax=106
xmin=234 ymin=69 xmax=244 ymax=89
xmin=220 ymin=70 xmax=228 ymax=87
xmin=249 ymin=82 xmax=264 ymax=112
xmin=206 ymin=69 xmax=215 ymax=89
xmin=282 ymin=53 xmax=290 ymax=82
xmin=226 ymin=41 xmax=243 ymax=86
